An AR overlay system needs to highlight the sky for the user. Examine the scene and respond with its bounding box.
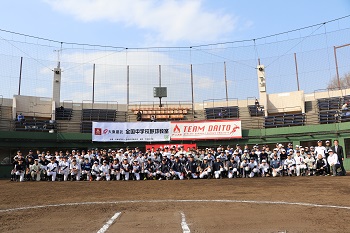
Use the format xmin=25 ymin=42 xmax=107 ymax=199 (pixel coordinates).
xmin=0 ymin=0 xmax=348 ymax=47
xmin=0 ymin=0 xmax=350 ymax=104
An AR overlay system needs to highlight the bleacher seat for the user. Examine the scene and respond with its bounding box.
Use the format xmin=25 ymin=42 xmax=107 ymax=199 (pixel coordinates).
xmin=132 ymin=107 xmax=189 ymax=121
xmin=264 ymin=113 xmax=305 ymax=128
xmin=82 ymin=109 xmax=116 ymax=122
xmin=248 ymin=105 xmax=264 ymax=117
xmin=205 ymin=106 xmax=239 ymax=120
xmin=81 ymin=121 xmax=92 ymax=133
xmin=55 ymin=107 xmax=73 ymax=120
xmin=15 ymin=117 xmax=57 ymax=132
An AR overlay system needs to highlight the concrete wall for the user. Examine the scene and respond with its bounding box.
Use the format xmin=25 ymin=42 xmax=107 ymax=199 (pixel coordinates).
xmin=14 ymin=95 xmax=52 ymax=118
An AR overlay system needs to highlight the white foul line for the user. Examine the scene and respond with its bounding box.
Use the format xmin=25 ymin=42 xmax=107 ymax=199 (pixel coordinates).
xmin=180 ymin=212 xmax=190 ymax=233
xmin=97 ymin=212 xmax=121 ymax=233
xmin=1 ymin=199 xmax=350 ymax=213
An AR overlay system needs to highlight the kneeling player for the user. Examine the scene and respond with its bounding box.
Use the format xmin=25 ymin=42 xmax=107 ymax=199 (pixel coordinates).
xmin=259 ymin=159 xmax=270 ymax=177
xmin=156 ymin=158 xmax=171 ymax=180
xmin=47 ymin=158 xmax=58 ymax=181
xmin=91 ymin=161 xmax=101 ymax=181
xmin=131 ymin=160 xmax=141 ymax=180
xmin=247 ymin=158 xmax=259 ymax=178
xmin=227 ymin=157 xmax=239 ymax=178
xmin=99 ymin=160 xmax=111 ymax=181
xmin=199 ymin=158 xmax=211 ymax=179
xmin=284 ymin=154 xmax=296 ymax=176
xmin=70 ymin=159 xmax=81 ymax=181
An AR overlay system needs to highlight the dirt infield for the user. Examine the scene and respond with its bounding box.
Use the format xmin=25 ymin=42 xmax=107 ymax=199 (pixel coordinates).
xmin=1 ymin=176 xmax=350 ymax=233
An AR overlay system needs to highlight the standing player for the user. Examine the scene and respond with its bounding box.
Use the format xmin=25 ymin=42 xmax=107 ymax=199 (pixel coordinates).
xmin=294 ymin=151 xmax=306 ymax=176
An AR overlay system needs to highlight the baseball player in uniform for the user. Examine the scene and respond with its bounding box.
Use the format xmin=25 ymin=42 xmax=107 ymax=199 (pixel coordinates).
xmin=14 ymin=159 xmax=26 ymax=182
xmin=270 ymin=154 xmax=282 ymax=177
xmin=58 ymin=156 xmax=70 ymax=181
xmin=327 ymin=149 xmax=340 ymax=176
xmin=304 ymin=153 xmax=315 ymax=176
xmin=184 ymin=155 xmax=198 ymax=179
xmin=30 ymin=159 xmax=41 ymax=181
xmin=144 ymin=157 xmax=157 ymax=180
xmin=70 ymin=159 xmax=81 ymax=181
xmin=247 ymin=157 xmax=259 ymax=178
xmin=120 ymin=158 xmax=131 ymax=181
xmin=227 ymin=157 xmax=239 ymax=178
xmin=39 ymin=155 xmax=49 ymax=181
xmin=91 ymin=161 xmax=101 ymax=181
xmin=284 ymin=154 xmax=296 ymax=176
xmin=47 ymin=157 xmax=58 ymax=181
xmin=199 ymin=158 xmax=211 ymax=179
xmin=81 ymin=158 xmax=92 ymax=181
xmin=294 ymin=151 xmax=306 ymax=176
xmin=131 ymin=160 xmax=141 ymax=180
xmin=157 ymin=158 xmax=171 ymax=180
xmin=240 ymin=158 xmax=249 ymax=178
xmin=99 ymin=160 xmax=111 ymax=181
xmin=110 ymin=158 xmax=121 ymax=181
xmin=212 ymin=156 xmax=224 ymax=179
xmin=170 ymin=156 xmax=184 ymax=180
xmin=259 ymin=159 xmax=270 ymax=177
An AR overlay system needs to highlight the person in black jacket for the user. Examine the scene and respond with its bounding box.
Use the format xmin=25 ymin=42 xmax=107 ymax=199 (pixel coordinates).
xmin=213 ymin=156 xmax=224 ymax=179
xmin=15 ymin=159 xmax=26 ymax=182
xmin=315 ymin=154 xmax=327 ymax=176
xmin=331 ymin=140 xmax=346 ymax=175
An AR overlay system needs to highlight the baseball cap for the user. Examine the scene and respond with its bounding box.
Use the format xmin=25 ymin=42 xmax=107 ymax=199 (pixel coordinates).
xmin=94 ymin=161 xmax=98 ymax=164
xmin=262 ymin=159 xmax=266 ymax=163
xmin=326 ymin=140 xmax=330 ymax=143
xmin=328 ymin=149 xmax=333 ymax=152
xmin=317 ymin=140 xmax=322 ymax=143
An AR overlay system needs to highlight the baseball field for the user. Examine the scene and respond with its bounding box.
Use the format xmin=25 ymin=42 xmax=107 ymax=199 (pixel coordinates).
xmin=1 ymin=176 xmax=349 ymax=233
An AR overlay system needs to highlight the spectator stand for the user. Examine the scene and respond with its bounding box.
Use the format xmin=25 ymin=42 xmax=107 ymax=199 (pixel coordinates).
xmin=246 ymin=96 xmax=264 ymax=117
xmin=203 ymin=98 xmax=239 ymax=120
xmin=129 ymin=101 xmax=192 ymax=122
xmin=263 ymin=106 xmax=305 ymax=128
xmin=55 ymin=100 xmax=73 ymax=121
xmin=14 ymin=111 xmax=56 ymax=132
xmin=81 ymin=101 xmax=120 ymax=133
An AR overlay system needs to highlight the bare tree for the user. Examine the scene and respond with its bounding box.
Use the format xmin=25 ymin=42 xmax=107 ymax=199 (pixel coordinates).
xmin=327 ymin=72 xmax=350 ymax=90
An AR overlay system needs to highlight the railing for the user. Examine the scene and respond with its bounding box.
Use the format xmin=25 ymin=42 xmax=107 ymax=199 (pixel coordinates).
xmin=202 ymin=98 xmax=238 ymax=109
xmin=82 ymin=100 xmax=119 ymax=110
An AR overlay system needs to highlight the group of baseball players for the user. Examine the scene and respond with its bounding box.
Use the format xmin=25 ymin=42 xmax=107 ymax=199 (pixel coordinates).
xmin=10 ymin=139 xmax=346 ymax=182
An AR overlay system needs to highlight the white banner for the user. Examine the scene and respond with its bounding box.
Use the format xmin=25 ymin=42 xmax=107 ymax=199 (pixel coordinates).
xmin=170 ymin=120 xmax=242 ymax=140
xmin=92 ymin=122 xmax=171 ymax=142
